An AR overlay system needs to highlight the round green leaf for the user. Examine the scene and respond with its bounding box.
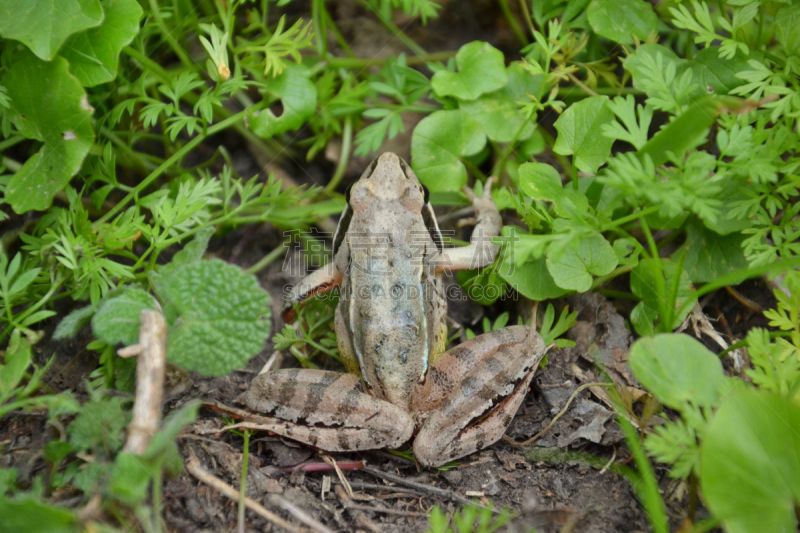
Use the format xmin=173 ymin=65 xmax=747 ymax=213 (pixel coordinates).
xmin=629 ymin=333 xmax=723 ymax=409
xmin=92 ymin=287 xmax=157 ymax=346
xmin=4 ymin=52 xmax=95 ymax=213
xmin=0 ymin=0 xmax=103 ymax=60
xmin=411 ymin=109 xmax=486 ymax=192
xmin=701 ymin=390 xmax=800 ymax=533
xmin=164 ymin=259 xmax=271 ymax=377
xmin=587 ymin=0 xmax=657 ymax=45
xmin=431 ymin=41 xmax=508 ymax=101
xmin=251 ymin=65 xmax=317 ymax=137
xmin=687 ymin=47 xmax=752 ymax=95
xmin=460 ymin=89 xmax=536 ymax=143
xmin=546 ymin=234 xmax=617 ymax=292
xmin=518 ymin=162 xmax=562 ymax=201
xmin=673 ymin=220 xmax=746 ymax=283
xmin=553 ymin=96 xmax=615 ymax=174
xmin=60 ymin=0 xmax=144 ymax=87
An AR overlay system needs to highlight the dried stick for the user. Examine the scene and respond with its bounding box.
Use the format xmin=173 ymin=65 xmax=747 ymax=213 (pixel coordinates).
xmin=361 ymin=466 xmax=477 ymax=508
xmin=124 ymin=310 xmax=167 ymax=454
xmin=267 ymin=494 xmax=336 ymax=533
xmin=185 ymin=452 xmax=307 ymax=533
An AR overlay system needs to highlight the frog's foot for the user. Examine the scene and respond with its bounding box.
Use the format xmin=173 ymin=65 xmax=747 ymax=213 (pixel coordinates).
xmin=244 ymin=369 xmax=413 ymax=451
xmin=412 ymin=326 xmax=546 ymax=468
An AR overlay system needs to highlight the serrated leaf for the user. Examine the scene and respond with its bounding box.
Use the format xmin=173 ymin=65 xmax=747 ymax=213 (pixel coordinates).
xmin=150 ymin=227 xmax=214 ymax=298
xmin=410 ymin=109 xmax=486 ymax=191
xmin=91 ymin=287 xmax=157 ymax=346
xmin=54 ymin=305 xmax=96 ymax=339
xmin=629 ymin=333 xmax=723 ymax=410
xmin=587 ymin=0 xmax=657 ymax=44
xmin=553 ymin=96 xmax=615 ymax=174
xmin=775 ymin=3 xmax=800 ymax=55
xmin=673 ymin=220 xmax=746 ymax=283
xmin=431 ymin=41 xmax=508 ymax=101
xmin=701 ymin=390 xmax=800 ymax=533
xmin=164 ymin=260 xmax=271 ymax=376
xmin=4 ymin=51 xmax=94 ymax=213
xmin=68 ymin=396 xmax=129 ymax=456
xmin=59 ymin=0 xmax=143 ymax=87
xmin=0 ymin=0 xmax=103 ymax=61
xmin=546 ymin=233 xmax=617 ymax=292
xmin=44 ymin=441 xmax=73 ymax=463
xmin=251 ymin=65 xmax=317 ymax=137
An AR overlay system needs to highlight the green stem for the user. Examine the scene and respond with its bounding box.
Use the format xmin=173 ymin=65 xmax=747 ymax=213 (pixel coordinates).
xmin=322 ymin=5 xmax=355 ymax=57
xmin=639 ymin=217 xmax=670 ymax=333
xmin=2 ymin=156 xmax=21 ymax=172
xmin=559 ymin=86 xmax=644 ymax=99
xmin=324 ymin=116 xmax=353 ymax=195
xmin=325 ymin=51 xmax=455 ymax=69
xmin=518 ymin=0 xmax=536 ymax=36
xmin=244 ymin=240 xmax=288 ymax=275
xmin=498 ymin=0 xmax=528 ymax=46
xmin=492 ymin=111 xmax=538 ymax=179
xmin=147 ymin=0 xmax=196 ymax=71
xmin=312 ymin=0 xmax=327 ymax=58
xmin=591 ymin=264 xmax=634 ymax=290
xmin=152 ymin=466 xmax=163 ymax=533
xmin=238 ymin=431 xmax=250 ymax=533
xmin=0 ymin=135 xmax=24 ymax=151
xmin=94 ymin=109 xmax=249 ymax=226
xmin=606 ymin=206 xmax=660 ymax=229
xmin=0 ymin=277 xmax=64 ymax=343
xmin=571 ymin=160 xmax=579 ymax=192
xmin=360 ymin=0 xmax=427 ymax=57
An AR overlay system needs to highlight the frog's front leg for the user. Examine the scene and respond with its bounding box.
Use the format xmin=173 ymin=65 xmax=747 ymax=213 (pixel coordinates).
xmin=412 ymin=326 xmax=546 ymax=467
xmin=283 ymin=261 xmax=343 ymax=321
xmin=244 ymin=369 xmax=414 ymax=451
xmin=436 ymin=178 xmax=503 ymax=273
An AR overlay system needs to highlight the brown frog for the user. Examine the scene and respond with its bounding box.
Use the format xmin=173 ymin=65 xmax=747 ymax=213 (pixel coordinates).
xmin=244 ymin=152 xmax=545 ymax=467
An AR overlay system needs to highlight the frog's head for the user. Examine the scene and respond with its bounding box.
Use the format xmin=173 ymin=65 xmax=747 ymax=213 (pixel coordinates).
xmin=346 ymin=152 xmax=429 ymax=212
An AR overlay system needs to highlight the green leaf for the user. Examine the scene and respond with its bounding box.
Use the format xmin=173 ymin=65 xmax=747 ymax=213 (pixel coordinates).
xmin=497 ymin=245 xmax=569 ymax=301
xmin=587 ymin=0 xmax=657 ymax=44
xmin=53 ymin=305 xmax=96 ymax=340
xmin=410 ymin=109 xmax=486 ymax=192
xmin=674 ymin=220 xmax=746 ymax=283
xmin=546 ymin=233 xmax=617 ymax=292
xmin=775 ymin=3 xmax=800 ymax=56
xmin=459 ymin=88 xmax=536 ymax=143
xmin=67 ymin=396 xmax=129 ymax=456
xmin=91 ymin=287 xmax=157 ymax=346
xmin=630 ymin=259 xmax=694 ymax=336
xmin=0 ymin=330 xmax=32 ymax=397
xmin=518 ymin=162 xmax=562 ymax=201
xmin=701 ymin=390 xmax=800 ymax=533
xmin=0 ymin=494 xmax=77 ymax=533
xmin=251 ymin=64 xmax=317 ymax=137
xmin=4 ymin=52 xmax=94 ymax=213
xmin=59 ymin=0 xmax=144 ymax=87
xmin=43 ymin=441 xmax=73 ymax=464
xmin=629 ymin=333 xmax=723 ymax=410
xmin=164 ymin=260 xmax=271 ymax=376
xmin=0 ymin=467 xmax=17 ymax=494
xmin=431 ymin=41 xmax=508 ymax=101
xmin=145 ymin=400 xmax=199 ymax=460
xmin=107 ymin=452 xmax=151 ymax=506
xmin=150 ymin=227 xmax=214 ymax=298
xmin=687 ymin=47 xmax=752 ymax=95
xmin=0 ymin=0 xmax=103 ymax=60
xmin=553 ymin=96 xmax=615 ymax=174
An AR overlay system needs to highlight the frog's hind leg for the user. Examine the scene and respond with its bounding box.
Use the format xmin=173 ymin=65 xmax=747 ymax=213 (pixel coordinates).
xmin=413 ymin=326 xmax=546 ymax=467
xmin=244 ymin=368 xmax=414 ymax=451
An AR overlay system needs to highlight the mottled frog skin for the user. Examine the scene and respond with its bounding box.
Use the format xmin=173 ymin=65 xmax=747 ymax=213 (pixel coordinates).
xmin=245 ymin=153 xmax=545 ymax=467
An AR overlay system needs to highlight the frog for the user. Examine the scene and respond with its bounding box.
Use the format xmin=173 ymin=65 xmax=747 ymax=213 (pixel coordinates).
xmin=244 ymin=152 xmax=545 ymax=467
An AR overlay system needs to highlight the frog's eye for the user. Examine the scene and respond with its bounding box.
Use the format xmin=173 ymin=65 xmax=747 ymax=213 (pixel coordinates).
xmin=345 ymin=183 xmax=354 ymax=203
xmin=421 ymin=184 xmax=430 ymax=204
